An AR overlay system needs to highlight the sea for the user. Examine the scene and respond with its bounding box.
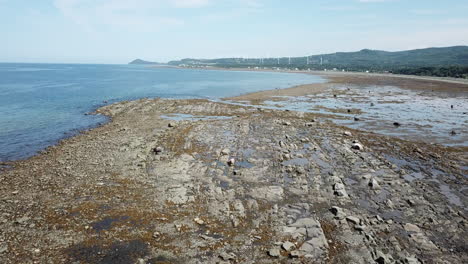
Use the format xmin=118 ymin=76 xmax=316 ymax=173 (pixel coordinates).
xmin=0 ymin=63 xmax=324 ymax=161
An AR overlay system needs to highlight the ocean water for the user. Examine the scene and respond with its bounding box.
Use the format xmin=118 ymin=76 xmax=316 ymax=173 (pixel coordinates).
xmin=0 ymin=63 xmax=324 ymax=161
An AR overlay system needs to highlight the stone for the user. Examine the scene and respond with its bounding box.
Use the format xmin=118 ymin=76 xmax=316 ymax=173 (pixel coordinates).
xmin=368 ymin=178 xmax=381 ymax=190
xmin=288 ymin=218 xmax=328 ymax=257
xmin=0 ymin=244 xmax=8 ymax=254
xmin=404 ymin=257 xmax=421 ymax=264
xmin=375 ymin=250 xmax=391 ymax=264
xmin=194 ymin=217 xmax=205 ymax=225
xmin=220 ymin=148 xmax=230 ymax=155
xmin=219 ymin=252 xmax=236 ymax=260
xmin=227 ymin=158 xmax=235 ymax=166
xmin=385 ymin=199 xmax=395 ymax=209
xmin=282 ymin=121 xmax=291 ymax=126
xmin=354 ymin=225 xmax=366 ymax=231
xmin=334 ymin=183 xmax=345 ymax=191
xmin=153 ymin=146 xmax=163 ymax=154
xmin=346 ymin=216 xmax=360 ymax=225
xmin=409 ymin=233 xmax=438 ymax=250
xmin=168 ymin=122 xmax=176 ymax=128
xmin=330 ymin=206 xmax=346 ymax=219
xmin=404 ymin=223 xmax=421 ymax=233
xmin=335 ymin=190 xmax=348 ymax=197
xmin=268 ymin=248 xmax=280 ymax=257
xmin=282 ymin=241 xmax=295 ymax=251
xmin=15 ymin=216 xmax=30 ymax=225
xmin=351 ymin=143 xmax=363 ymax=150
xmin=343 ymin=131 xmax=352 ymax=137
xmin=333 ymin=183 xmax=348 ymax=197
xmin=296 ymin=167 xmax=306 ymax=175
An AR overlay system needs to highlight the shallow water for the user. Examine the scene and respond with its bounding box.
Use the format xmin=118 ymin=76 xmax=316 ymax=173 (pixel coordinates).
xmin=0 ymin=63 xmax=324 ymax=161
xmin=257 ymin=84 xmax=467 ymax=147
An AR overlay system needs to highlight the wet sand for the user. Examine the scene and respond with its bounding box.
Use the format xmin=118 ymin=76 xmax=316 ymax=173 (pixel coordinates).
xmin=228 ymin=72 xmax=468 ymax=102
xmin=0 ymin=73 xmax=467 ymax=263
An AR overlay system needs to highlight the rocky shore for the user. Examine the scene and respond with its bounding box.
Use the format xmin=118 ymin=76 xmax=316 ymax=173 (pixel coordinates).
xmin=0 ymin=75 xmax=467 ymax=263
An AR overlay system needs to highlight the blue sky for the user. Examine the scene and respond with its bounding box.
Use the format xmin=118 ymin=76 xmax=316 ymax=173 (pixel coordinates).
xmin=1 ymin=0 xmax=468 ymax=63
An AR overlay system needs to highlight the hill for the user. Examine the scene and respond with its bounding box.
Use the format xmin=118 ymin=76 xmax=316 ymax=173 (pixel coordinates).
xmin=128 ymin=59 xmax=163 ymax=65
xmin=167 ymin=46 xmax=468 ymax=68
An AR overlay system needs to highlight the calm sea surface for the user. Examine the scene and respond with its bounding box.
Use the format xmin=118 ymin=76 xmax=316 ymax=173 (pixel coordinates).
xmin=0 ymin=63 xmax=324 ymax=161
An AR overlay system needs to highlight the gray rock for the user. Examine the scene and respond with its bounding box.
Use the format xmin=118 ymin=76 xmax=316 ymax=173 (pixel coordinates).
xmin=369 ymin=178 xmax=381 ymax=190
xmin=15 ymin=216 xmax=30 ymax=225
xmin=346 ymin=216 xmax=360 ymax=225
xmin=354 ymin=225 xmax=366 ymax=231
xmin=0 ymin=244 xmax=8 ymax=254
xmin=351 ymin=143 xmax=364 ymax=150
xmin=330 ymin=206 xmax=346 ymax=219
xmin=282 ymin=241 xmax=295 ymax=251
xmin=333 ymin=183 xmax=348 ymax=197
xmin=220 ymin=148 xmax=231 ymax=155
xmin=153 ymin=146 xmax=163 ymax=154
xmin=268 ymin=248 xmax=281 ymax=257
xmin=404 ymin=223 xmax=421 ymax=233
xmin=343 ymin=131 xmax=352 ymax=137
xmin=296 ymin=167 xmax=306 ymax=175
xmin=219 ymin=252 xmax=236 ymax=261
xmin=374 ymin=250 xmax=391 ymax=264
xmin=288 ymin=218 xmax=329 ymax=258
xmin=404 ymin=257 xmax=421 ymax=264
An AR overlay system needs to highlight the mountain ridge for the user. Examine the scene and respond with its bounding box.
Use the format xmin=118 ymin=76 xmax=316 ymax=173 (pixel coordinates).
xmin=164 ymin=46 xmax=468 ymax=68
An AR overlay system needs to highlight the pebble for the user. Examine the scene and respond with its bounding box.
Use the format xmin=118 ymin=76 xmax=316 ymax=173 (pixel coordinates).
xmin=351 ymin=143 xmax=364 ymax=150
xmin=268 ymin=248 xmax=281 ymax=257
xmin=194 ymin=217 xmax=205 ymax=225
xmin=153 ymin=146 xmax=163 ymax=154
xmin=220 ymin=148 xmax=231 ymax=155
xmin=404 ymin=223 xmax=421 ymax=233
xmin=368 ymin=178 xmax=381 ymax=190
xmin=219 ymin=252 xmax=236 ymax=260
xmin=346 ymin=216 xmax=360 ymax=225
xmin=330 ymin=206 xmax=346 ymax=219
xmin=282 ymin=241 xmax=295 ymax=251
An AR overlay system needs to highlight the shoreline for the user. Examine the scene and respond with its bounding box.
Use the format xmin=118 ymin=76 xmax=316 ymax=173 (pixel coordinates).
xmin=2 ymin=69 xmax=467 ymax=165
xmin=160 ymin=65 xmax=468 ymax=86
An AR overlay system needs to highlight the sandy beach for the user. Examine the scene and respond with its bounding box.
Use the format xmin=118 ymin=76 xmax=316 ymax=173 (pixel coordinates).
xmin=0 ymin=72 xmax=467 ymax=263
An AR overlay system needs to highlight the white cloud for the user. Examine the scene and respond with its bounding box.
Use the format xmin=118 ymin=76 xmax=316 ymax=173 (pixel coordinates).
xmin=53 ymin=0 xmax=190 ymax=33
xmin=53 ymin=0 xmax=262 ymax=32
xmin=358 ymin=0 xmax=389 ymax=2
xmin=171 ymin=0 xmax=210 ymax=8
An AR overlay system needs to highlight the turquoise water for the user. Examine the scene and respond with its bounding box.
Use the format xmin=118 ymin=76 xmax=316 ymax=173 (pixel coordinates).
xmin=0 ymin=63 xmax=324 ymax=161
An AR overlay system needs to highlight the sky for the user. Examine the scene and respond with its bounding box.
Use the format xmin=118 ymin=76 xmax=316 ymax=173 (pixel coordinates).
xmin=1 ymin=0 xmax=468 ymax=64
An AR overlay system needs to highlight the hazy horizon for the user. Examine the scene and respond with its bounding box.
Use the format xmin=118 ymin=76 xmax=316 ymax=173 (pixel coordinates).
xmin=2 ymin=0 xmax=468 ymax=64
